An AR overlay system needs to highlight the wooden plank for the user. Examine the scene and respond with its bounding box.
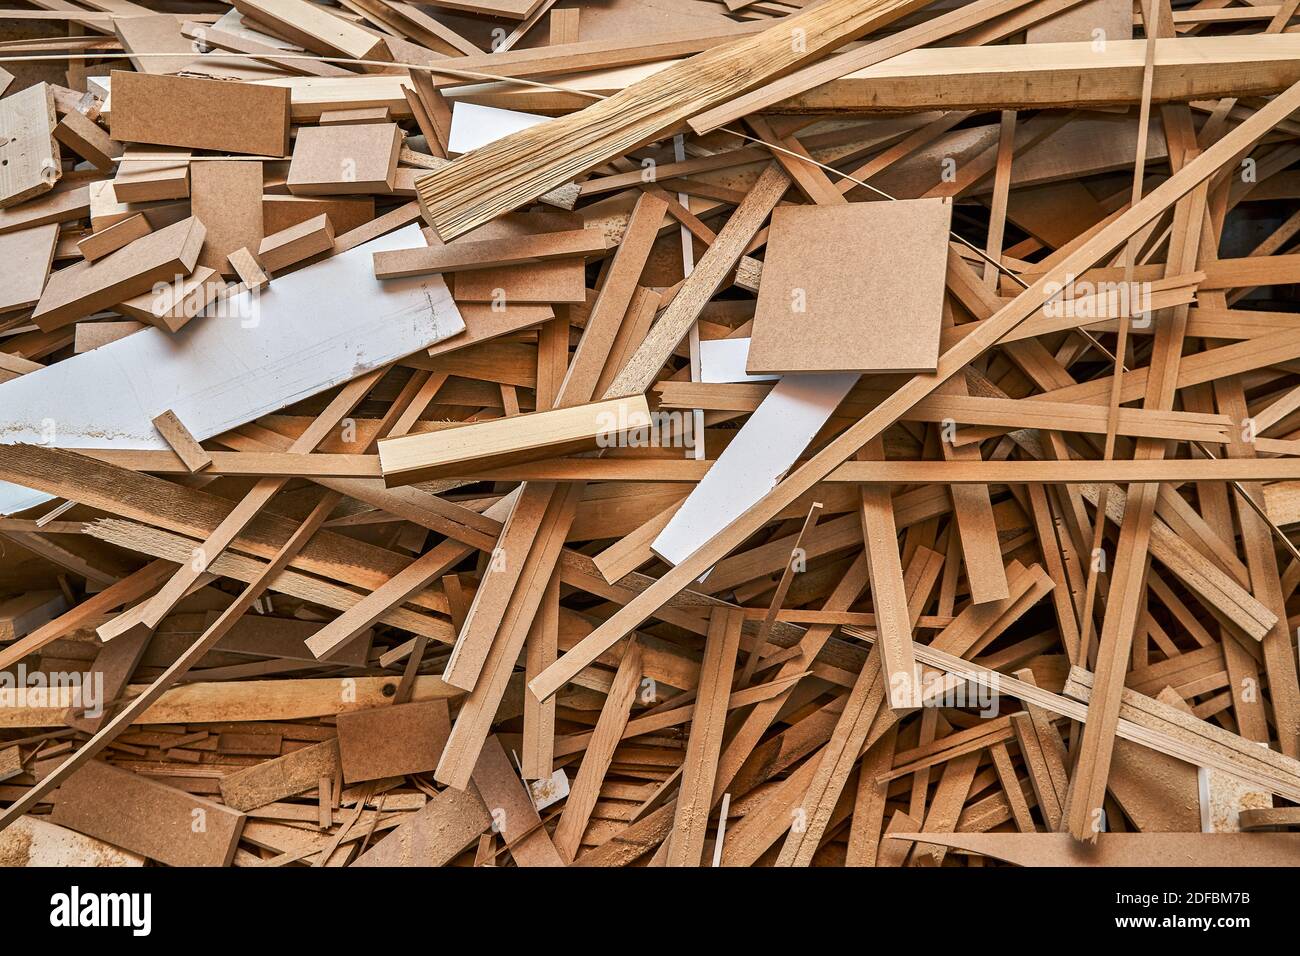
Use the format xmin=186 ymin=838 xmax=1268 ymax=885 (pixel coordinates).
xmin=76 ymin=213 xmax=150 ymax=263
xmin=287 ymin=123 xmax=401 ymax=195
xmin=372 ymin=226 xmax=613 ymax=279
xmin=667 ymin=608 xmax=742 ymax=866
xmin=49 ymin=759 xmax=244 ymax=867
xmin=378 ymin=395 xmax=651 ymax=485
xmin=218 ymin=738 xmax=341 ymax=811
xmin=0 ymin=83 xmax=60 ymax=208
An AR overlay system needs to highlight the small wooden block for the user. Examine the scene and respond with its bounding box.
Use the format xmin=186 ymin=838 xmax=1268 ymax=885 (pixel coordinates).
xmin=262 ymin=195 xmax=374 ymax=237
xmin=152 ymin=409 xmax=214 ymax=472
xmin=113 ymin=146 xmax=191 ymax=203
xmin=0 ymin=223 xmax=58 ymax=313
xmin=336 ymin=700 xmax=451 ymax=782
xmin=118 ymin=264 xmax=224 ymax=333
xmin=48 ymin=759 xmax=244 ymax=867
xmin=0 ymin=82 xmax=60 ymax=208
xmin=228 ymin=246 xmax=270 ymax=290
xmin=76 ymin=213 xmax=151 ymax=263
xmin=287 ymin=123 xmax=402 ymax=196
xmin=53 ymin=108 xmax=119 ymax=173
xmin=377 ymin=394 xmax=652 ymax=485
xmin=256 ymin=213 xmax=334 ymax=274
xmin=746 ymin=199 xmax=952 ymax=374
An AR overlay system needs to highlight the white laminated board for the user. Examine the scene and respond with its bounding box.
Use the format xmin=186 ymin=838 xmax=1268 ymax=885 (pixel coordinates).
xmin=651 ymin=371 xmax=858 ymax=569
xmin=0 ymin=223 xmax=463 ymax=514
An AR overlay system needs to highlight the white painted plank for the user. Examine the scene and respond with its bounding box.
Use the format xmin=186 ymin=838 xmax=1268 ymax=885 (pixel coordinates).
xmin=0 ymin=223 xmax=463 ymax=514
xmin=651 ymin=371 xmax=858 ymax=568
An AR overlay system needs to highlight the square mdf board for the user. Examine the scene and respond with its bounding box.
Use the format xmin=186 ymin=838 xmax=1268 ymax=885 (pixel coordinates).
xmin=745 ymin=198 xmax=951 ymax=375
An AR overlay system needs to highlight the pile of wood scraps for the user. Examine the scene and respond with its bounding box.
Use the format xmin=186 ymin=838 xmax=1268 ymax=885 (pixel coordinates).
xmin=5 ymin=0 xmax=1300 ymax=869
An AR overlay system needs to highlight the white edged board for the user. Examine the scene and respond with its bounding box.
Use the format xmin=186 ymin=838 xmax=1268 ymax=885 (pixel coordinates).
xmin=651 ymin=371 xmax=858 ymax=569
xmin=0 ymin=223 xmax=463 ymax=514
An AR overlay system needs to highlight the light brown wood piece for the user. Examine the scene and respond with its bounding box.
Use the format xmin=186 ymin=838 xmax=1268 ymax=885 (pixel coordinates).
xmin=287 ymin=123 xmax=402 ymax=196
xmin=747 ymin=200 xmax=951 ymax=374
xmin=667 ymin=608 xmax=743 ymax=866
xmin=336 ymin=700 xmax=450 ymax=782
xmin=256 ymin=213 xmax=335 ymax=275
xmin=219 ymin=739 xmax=341 ymax=811
xmin=76 ymin=213 xmax=151 ymax=263
xmin=0 ymin=223 xmax=59 ymax=313
xmin=373 ymin=227 xmax=613 ymax=279
xmin=108 ymin=71 xmax=291 ymax=157
xmin=0 ymin=82 xmax=60 ymax=208
xmin=32 ymin=215 xmax=205 ymax=331
xmin=49 ymin=759 xmax=244 ymax=867
xmin=152 ymin=409 xmax=213 ymax=473
xmin=471 ymin=734 xmax=564 ymax=866
xmin=228 ymin=247 xmax=270 ymax=291
xmin=378 ymin=395 xmax=651 ymax=486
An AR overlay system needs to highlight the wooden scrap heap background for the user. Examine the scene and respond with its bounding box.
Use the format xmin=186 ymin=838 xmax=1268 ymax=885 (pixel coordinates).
xmin=7 ymin=0 xmax=1300 ymax=869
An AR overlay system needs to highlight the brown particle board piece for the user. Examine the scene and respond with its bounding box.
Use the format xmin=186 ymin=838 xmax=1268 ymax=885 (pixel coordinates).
xmin=32 ymin=215 xmax=206 ymax=331
xmin=76 ymin=213 xmax=151 ymax=263
xmin=451 ymin=212 xmax=588 ymax=304
xmin=746 ymin=200 xmax=952 ymax=375
xmin=108 ymin=71 xmax=291 ymax=157
xmin=117 ymin=264 xmax=224 ymax=333
xmin=232 ymin=0 xmax=393 ymax=62
xmin=112 ymin=146 xmax=191 ymax=204
xmin=228 ymin=247 xmax=270 ymax=291
xmin=190 ymin=160 xmax=263 ymax=276
xmin=470 ymin=734 xmax=565 ymax=867
xmin=48 ymin=759 xmax=244 ymax=867
xmin=218 ymin=738 xmax=341 ymax=811
xmin=377 ymin=394 xmax=652 ymax=485
xmin=351 ymin=781 xmax=490 ymax=866
xmin=336 ymin=699 xmax=451 ymax=782
xmin=0 ymin=223 xmax=59 ymax=313
xmin=287 ymin=123 xmax=402 ymax=196
xmin=256 ymin=213 xmax=335 ymax=275
xmin=152 ymin=409 xmax=214 ymax=473
xmin=372 ymin=226 xmax=612 ymax=279
xmin=53 ymin=108 xmax=120 ymax=173
xmin=0 ymin=82 xmax=61 ymax=208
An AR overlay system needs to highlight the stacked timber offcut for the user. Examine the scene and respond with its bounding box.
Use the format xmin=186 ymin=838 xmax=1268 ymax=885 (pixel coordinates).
xmin=4 ymin=0 xmax=1300 ymax=869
